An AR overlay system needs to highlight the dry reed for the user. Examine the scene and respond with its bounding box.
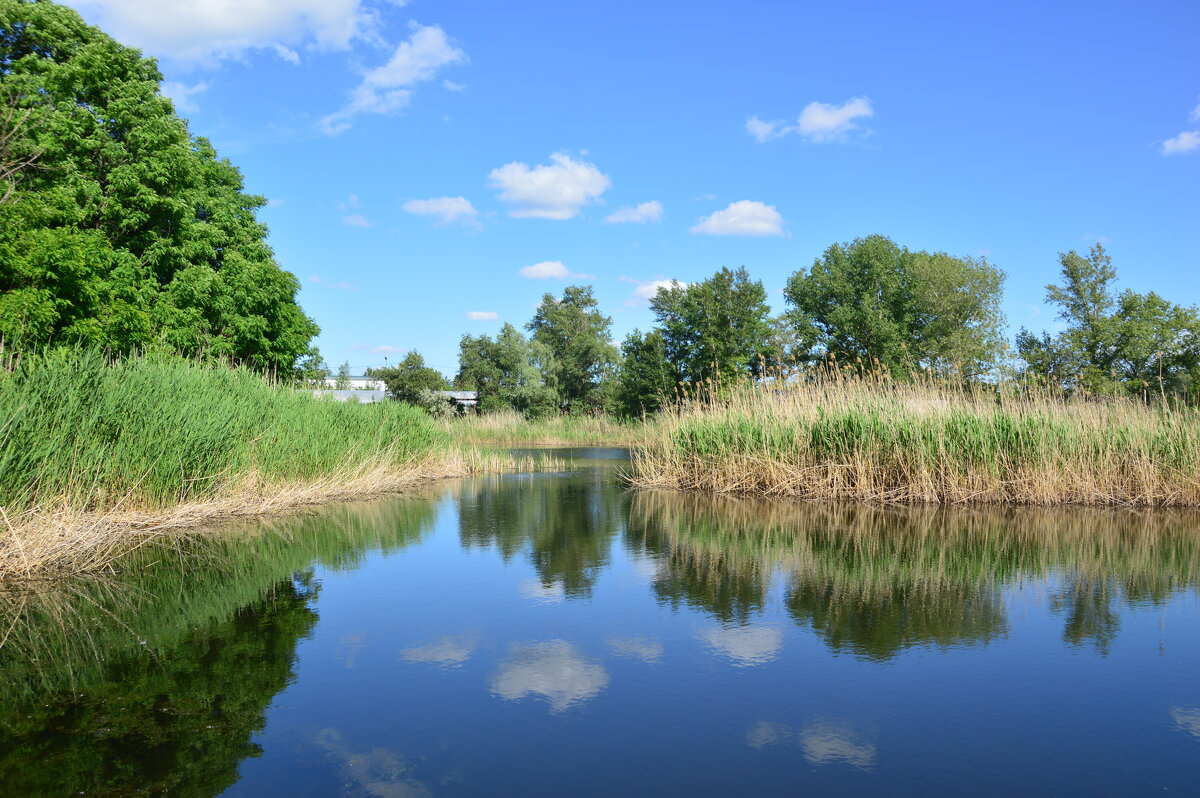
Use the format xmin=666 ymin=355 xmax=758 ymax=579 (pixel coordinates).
xmin=630 ymin=373 xmax=1200 ymax=506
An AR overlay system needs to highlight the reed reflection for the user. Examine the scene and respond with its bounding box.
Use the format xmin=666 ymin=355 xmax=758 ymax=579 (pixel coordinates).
xmin=629 ymin=491 xmax=1200 ymax=661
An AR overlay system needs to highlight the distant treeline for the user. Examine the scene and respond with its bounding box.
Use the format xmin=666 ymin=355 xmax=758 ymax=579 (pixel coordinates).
xmin=363 ymin=237 xmax=1198 ymax=418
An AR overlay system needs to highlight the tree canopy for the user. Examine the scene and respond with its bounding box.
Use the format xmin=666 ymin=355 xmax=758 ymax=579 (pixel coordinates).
xmin=649 ymin=267 xmax=773 ymax=388
xmin=455 ymin=323 xmax=558 ymax=417
xmin=783 ymin=235 xmax=1006 ymax=377
xmin=0 ymin=0 xmax=318 ymax=374
xmin=1017 ymin=244 xmax=1200 ymax=398
xmin=373 ymin=351 xmax=447 ymax=403
xmin=526 ymin=285 xmax=618 ymax=412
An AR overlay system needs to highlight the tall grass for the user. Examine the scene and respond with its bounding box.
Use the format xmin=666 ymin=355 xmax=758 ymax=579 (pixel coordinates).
xmin=445 ymin=408 xmax=638 ymax=446
xmin=0 ymin=349 xmax=475 ymax=576
xmin=631 ymin=375 xmax=1200 ymax=506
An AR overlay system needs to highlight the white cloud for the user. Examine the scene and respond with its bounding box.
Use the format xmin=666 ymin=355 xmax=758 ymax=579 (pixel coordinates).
xmin=402 ymin=196 xmax=478 ymax=226
xmin=351 ymin=343 xmax=405 ymax=355
xmin=341 ymin=214 xmax=372 ymax=228
xmin=308 ymin=274 xmax=358 ymax=290
xmin=71 ymin=0 xmax=377 ymax=64
xmin=621 ymin=277 xmax=686 ymax=306
xmin=488 ymin=152 xmax=611 ymax=220
xmin=489 ymin=640 xmax=610 ymax=713
xmin=697 ymin=625 xmax=783 ymax=667
xmin=443 ymin=79 xmax=466 ymax=92
xmin=161 ymin=80 xmax=208 ymax=113
xmin=603 ymin=201 xmax=663 ymax=224
xmin=797 ymin=97 xmax=874 ymax=142
xmin=321 ymin=22 xmax=467 ymax=135
xmin=691 ymin=200 xmax=785 ymax=236
xmin=518 ymin=260 xmax=594 ymax=280
xmin=338 ymin=193 xmax=362 ymax=210
xmin=1191 ymin=100 xmax=1200 ymax=122
xmin=746 ymin=719 xmax=876 ymax=770
xmin=1162 ymin=130 xmax=1200 ymax=156
xmin=745 ymin=116 xmax=784 ymax=143
xmin=518 ymin=579 xmax=565 ymax=602
xmin=466 ymin=311 xmax=499 ymax=321
xmin=747 ymin=97 xmax=874 ymax=144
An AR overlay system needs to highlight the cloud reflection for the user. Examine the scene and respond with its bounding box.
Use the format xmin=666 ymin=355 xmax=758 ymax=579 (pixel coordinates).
xmin=697 ymin=625 xmax=783 ymax=667
xmin=746 ymin=719 xmax=876 ymax=770
xmin=1171 ymin=705 xmax=1200 ymax=739
xmin=315 ymin=728 xmax=433 ymax=798
xmin=605 ymin=635 xmax=664 ymax=663
xmin=401 ymin=634 xmax=477 ymax=669
xmin=489 ymin=640 xmax=609 ymax=712
xmin=518 ymin=578 xmax=566 ymax=603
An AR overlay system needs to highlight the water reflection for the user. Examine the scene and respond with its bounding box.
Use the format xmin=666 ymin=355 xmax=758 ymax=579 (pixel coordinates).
xmin=605 ymin=635 xmax=664 ymax=663
xmin=401 ymin=633 xmax=479 ymax=668
xmin=697 ymin=625 xmax=784 ymax=667
xmin=747 ymin=719 xmax=877 ymax=770
xmin=1171 ymin=706 xmax=1200 ymax=739
xmin=489 ymin=640 xmax=610 ymax=713
xmin=0 ymin=498 xmax=436 ymax=796
xmin=457 ymin=470 xmax=626 ymax=599
xmin=629 ymin=492 xmax=1200 ymax=661
xmin=314 ymin=728 xmax=433 ymax=798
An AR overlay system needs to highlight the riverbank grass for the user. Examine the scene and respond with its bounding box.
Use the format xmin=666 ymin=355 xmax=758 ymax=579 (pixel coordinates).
xmin=630 ymin=379 xmax=1200 ymax=506
xmin=0 ymin=350 xmax=492 ymax=577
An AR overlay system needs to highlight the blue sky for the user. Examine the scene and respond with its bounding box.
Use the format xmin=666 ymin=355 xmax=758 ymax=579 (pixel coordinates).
xmin=67 ymin=0 xmax=1199 ymax=376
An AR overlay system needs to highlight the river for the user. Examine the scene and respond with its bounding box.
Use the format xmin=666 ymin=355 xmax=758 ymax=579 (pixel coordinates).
xmin=2 ymin=448 xmax=1198 ymax=796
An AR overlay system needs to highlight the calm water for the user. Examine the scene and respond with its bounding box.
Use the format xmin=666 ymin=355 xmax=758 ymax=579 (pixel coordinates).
xmin=2 ymin=448 xmax=1199 ymax=796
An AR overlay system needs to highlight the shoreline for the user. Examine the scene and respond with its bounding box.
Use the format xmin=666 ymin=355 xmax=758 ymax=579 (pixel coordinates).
xmin=0 ymin=449 xmax=523 ymax=581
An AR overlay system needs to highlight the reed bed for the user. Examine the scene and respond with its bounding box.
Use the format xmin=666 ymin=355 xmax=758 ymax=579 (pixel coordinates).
xmin=0 ymin=350 xmax=528 ymax=578
xmin=445 ymin=408 xmax=638 ymax=446
xmin=630 ymin=376 xmax=1200 ymax=506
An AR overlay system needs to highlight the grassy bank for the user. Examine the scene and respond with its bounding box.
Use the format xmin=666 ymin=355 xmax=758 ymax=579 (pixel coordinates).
xmin=0 ymin=350 xmax=497 ymax=577
xmin=630 ymin=378 xmax=1200 ymax=506
xmin=444 ymin=408 xmax=638 ymax=446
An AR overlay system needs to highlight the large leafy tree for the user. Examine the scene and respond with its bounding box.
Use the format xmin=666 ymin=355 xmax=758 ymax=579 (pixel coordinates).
xmin=526 ymin=285 xmax=618 ymax=412
xmin=0 ymin=0 xmax=318 ymax=374
xmin=784 ymin=235 xmax=1006 ymax=377
xmin=1018 ymin=245 xmax=1200 ymax=397
xmin=649 ymin=267 xmax=772 ymax=387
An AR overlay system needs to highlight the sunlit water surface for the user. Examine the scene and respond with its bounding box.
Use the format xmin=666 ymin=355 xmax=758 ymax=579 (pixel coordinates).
xmin=2 ymin=448 xmax=1198 ymax=796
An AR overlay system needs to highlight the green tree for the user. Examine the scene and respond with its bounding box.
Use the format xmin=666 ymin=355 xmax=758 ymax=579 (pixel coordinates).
xmin=614 ymin=329 xmax=675 ymax=417
xmin=649 ymin=267 xmax=772 ymax=388
xmin=375 ymin=351 xmax=447 ymax=404
xmin=1017 ymin=244 xmax=1200 ymax=398
xmin=455 ymin=324 xmax=558 ymax=417
xmin=526 ymin=285 xmax=618 ymax=412
xmin=0 ymin=0 xmax=318 ymax=373
xmin=784 ymin=235 xmax=1006 ymax=377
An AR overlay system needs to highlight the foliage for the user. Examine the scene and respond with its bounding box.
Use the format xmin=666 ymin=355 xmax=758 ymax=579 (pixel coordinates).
xmin=649 ymin=266 xmax=773 ymax=387
xmin=455 ymin=323 xmax=558 ymax=418
xmin=1017 ymin=244 xmax=1200 ymax=398
xmin=334 ymin=360 xmax=352 ymax=390
xmin=614 ymin=328 xmax=675 ymax=417
xmin=373 ymin=350 xmax=446 ymax=403
xmin=527 ymin=285 xmax=619 ymax=412
xmin=784 ymin=235 xmax=1007 ymax=377
xmin=0 ymin=0 xmax=317 ymax=374
xmin=0 ymin=348 xmax=449 ymax=515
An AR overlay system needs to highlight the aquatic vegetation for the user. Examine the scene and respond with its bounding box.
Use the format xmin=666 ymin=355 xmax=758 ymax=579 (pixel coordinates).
xmin=444 ymin=408 xmax=639 ymax=446
xmin=630 ymin=376 xmax=1200 ymax=506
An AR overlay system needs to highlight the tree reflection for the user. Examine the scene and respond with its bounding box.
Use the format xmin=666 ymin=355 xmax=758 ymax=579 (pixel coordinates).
xmin=457 ymin=469 xmax=627 ymax=598
xmin=629 ymin=491 xmax=1200 ymax=660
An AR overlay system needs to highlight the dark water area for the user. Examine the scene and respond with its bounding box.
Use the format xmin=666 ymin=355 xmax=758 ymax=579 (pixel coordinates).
xmin=2 ymin=448 xmax=1198 ymax=796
